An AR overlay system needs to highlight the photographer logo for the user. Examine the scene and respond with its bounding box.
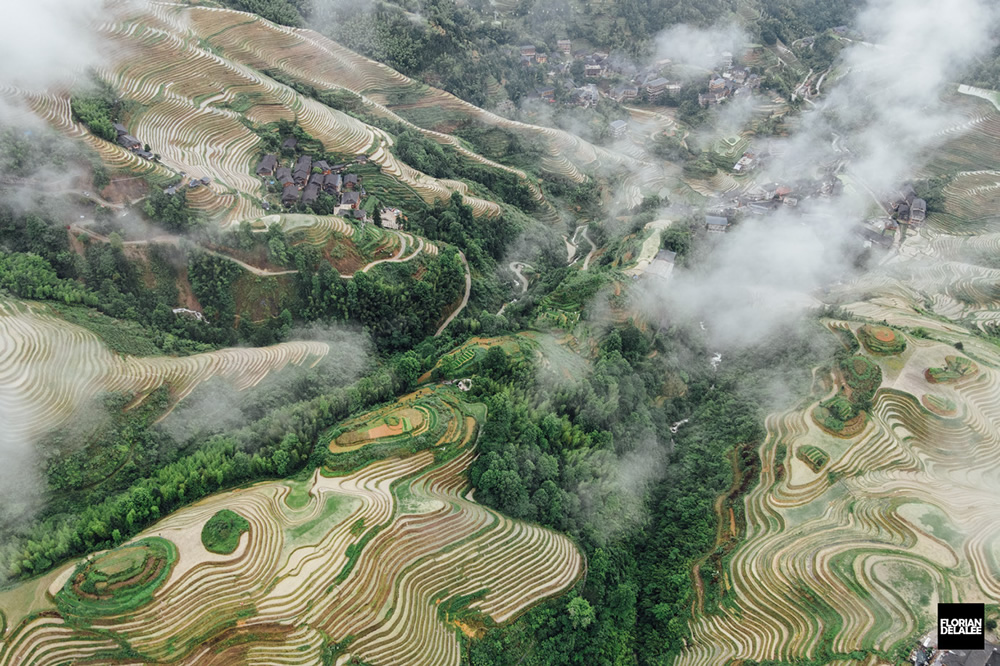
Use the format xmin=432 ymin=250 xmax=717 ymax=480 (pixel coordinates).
xmin=938 ymin=603 xmax=985 ymax=650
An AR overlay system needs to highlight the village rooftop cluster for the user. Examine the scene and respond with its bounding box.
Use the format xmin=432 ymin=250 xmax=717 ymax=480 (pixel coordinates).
xmin=256 ymin=139 xmax=370 ymax=222
xmin=517 ymin=40 xmax=762 ymax=135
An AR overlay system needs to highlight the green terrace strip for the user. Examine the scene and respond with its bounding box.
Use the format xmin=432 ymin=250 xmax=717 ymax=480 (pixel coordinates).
xmin=54 ymin=538 xmax=177 ymax=619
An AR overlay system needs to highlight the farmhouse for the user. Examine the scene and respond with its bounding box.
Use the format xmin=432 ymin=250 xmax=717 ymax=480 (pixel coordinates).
xmin=535 ymin=52 xmax=548 ymax=64
xmin=699 ymin=93 xmax=722 ymax=107
xmin=315 ymin=160 xmax=332 ymax=173
xmin=343 ymin=173 xmax=359 ymax=189
xmin=256 ymin=154 xmax=277 ymax=177
xmin=937 ymin=640 xmax=1000 ymax=666
xmin=341 ymin=190 xmax=360 ymax=207
xmin=520 ymin=45 xmax=536 ymax=58
xmin=910 ymin=198 xmax=927 ymax=224
xmin=535 ymin=86 xmax=556 ymax=102
xmin=275 ymin=166 xmax=293 ymax=186
xmin=118 ymin=133 xmax=141 ymax=150
xmin=302 ymin=181 xmax=320 ymax=205
xmin=645 ymin=77 xmax=671 ymax=95
xmin=585 ymin=63 xmax=602 ymax=77
xmin=706 ymin=215 xmax=730 ymax=233
xmin=281 ymin=136 xmax=297 ymax=151
xmin=854 ymin=225 xmax=893 ymax=249
xmin=613 ymin=85 xmax=639 ymax=102
xmin=645 ymin=249 xmax=676 ymax=280
xmin=282 ymin=183 xmax=299 ymax=206
xmin=323 ymin=173 xmax=342 ymax=194
xmin=113 ymin=123 xmax=128 ymax=136
xmin=293 ymin=155 xmax=312 ymax=185
xmin=609 ymin=119 xmax=628 ymax=138
xmin=733 ymin=152 xmax=757 ymax=172
xmin=557 ymin=39 xmax=571 ymax=54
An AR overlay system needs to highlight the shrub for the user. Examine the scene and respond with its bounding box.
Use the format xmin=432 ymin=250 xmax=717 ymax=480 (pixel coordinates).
xmin=201 ymin=509 xmax=250 ymax=554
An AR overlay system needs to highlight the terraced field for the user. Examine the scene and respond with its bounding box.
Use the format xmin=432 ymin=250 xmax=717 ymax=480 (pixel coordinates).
xmin=0 ymin=298 xmax=329 ymax=445
xmin=678 ymin=229 xmax=1000 ymax=663
xmin=919 ymin=92 xmax=1000 ymax=229
xmin=329 ymin=387 xmax=479 ymax=454
xmin=166 ymin=3 xmax=642 ymax=185
xmin=6 ymin=2 xmax=522 ymax=225
xmin=0 ymin=391 xmax=582 ymax=666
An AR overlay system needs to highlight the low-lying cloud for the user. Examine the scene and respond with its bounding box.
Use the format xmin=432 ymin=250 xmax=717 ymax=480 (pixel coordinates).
xmin=0 ymin=0 xmax=109 ymax=93
xmin=639 ymin=0 xmax=999 ymax=348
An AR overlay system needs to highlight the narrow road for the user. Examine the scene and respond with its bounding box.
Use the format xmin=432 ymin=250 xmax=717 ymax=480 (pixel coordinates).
xmin=435 ymin=251 xmax=471 ymax=337
xmin=575 ymin=226 xmax=597 ymax=270
xmin=510 ymin=261 xmax=533 ymax=294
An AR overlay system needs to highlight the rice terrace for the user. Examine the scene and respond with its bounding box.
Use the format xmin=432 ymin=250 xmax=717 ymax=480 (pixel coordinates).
xmin=2 ymin=0 xmax=1000 ymax=664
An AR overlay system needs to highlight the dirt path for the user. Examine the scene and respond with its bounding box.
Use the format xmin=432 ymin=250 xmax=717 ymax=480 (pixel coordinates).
xmin=72 ymin=224 xmax=435 ymax=279
xmin=510 ymin=262 xmax=533 ymax=294
xmin=574 ymin=226 xmax=597 ymax=271
xmin=690 ymin=448 xmax=744 ymax=616
xmin=435 ymin=251 xmax=471 ymax=337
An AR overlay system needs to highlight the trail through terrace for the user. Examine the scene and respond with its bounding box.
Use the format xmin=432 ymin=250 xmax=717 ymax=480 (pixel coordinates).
xmin=70 ymin=223 xmax=456 ymax=280
xmin=435 ymin=251 xmax=471 ymax=337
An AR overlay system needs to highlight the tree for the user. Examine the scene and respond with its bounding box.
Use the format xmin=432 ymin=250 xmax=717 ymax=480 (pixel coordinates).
xmin=395 ymin=352 xmax=422 ymax=388
xmin=567 ymin=597 xmax=594 ymax=629
xmin=373 ymin=207 xmax=383 ymax=228
xmin=481 ymin=346 xmax=509 ymax=380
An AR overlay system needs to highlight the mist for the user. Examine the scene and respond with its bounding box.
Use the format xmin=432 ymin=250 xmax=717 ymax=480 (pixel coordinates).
xmin=637 ymin=0 xmax=999 ymax=349
xmin=0 ymin=0 xmax=109 ymax=93
xmin=159 ymin=323 xmax=372 ymax=444
xmin=652 ymin=23 xmax=749 ymax=75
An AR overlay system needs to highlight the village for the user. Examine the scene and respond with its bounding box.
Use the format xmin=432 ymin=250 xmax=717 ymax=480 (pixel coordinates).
xmin=254 ymin=140 xmax=374 ymax=222
xmin=516 ymin=39 xmax=763 ymax=138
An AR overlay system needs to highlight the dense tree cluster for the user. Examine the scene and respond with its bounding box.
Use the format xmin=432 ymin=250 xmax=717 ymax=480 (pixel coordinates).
xmin=467 ymin=314 xmax=832 ymax=664
xmin=70 ymin=76 xmax=131 ymax=143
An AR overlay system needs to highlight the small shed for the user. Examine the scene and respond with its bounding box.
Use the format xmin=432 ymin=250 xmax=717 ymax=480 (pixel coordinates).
xmin=706 ymin=215 xmax=730 ymax=233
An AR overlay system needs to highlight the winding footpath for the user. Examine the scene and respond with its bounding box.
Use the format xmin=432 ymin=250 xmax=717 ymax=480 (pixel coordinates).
xmin=71 ymin=224 xmax=432 ymax=279
xmin=434 ymin=251 xmax=471 ymax=337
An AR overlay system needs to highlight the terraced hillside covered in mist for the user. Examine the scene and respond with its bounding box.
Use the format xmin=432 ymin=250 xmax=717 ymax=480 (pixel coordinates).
xmin=0 ymin=298 xmax=328 ymax=446
xmin=677 ymin=217 xmax=1000 ymax=664
xmin=0 ymin=388 xmax=583 ymax=666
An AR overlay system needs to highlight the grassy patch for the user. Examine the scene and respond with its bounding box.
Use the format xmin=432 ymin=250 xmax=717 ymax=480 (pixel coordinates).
xmin=201 ymin=509 xmax=250 ymax=554
xmin=857 ymin=324 xmax=907 ymax=355
xmin=925 ymin=355 xmax=978 ymax=383
xmin=795 ymin=445 xmax=830 ymax=473
xmin=46 ymin=303 xmax=164 ymax=356
xmin=55 ymin=537 xmax=177 ymax=618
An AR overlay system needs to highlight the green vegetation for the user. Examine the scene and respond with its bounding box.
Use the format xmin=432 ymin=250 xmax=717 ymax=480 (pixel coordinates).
xmin=54 ymin=537 xmax=177 ymax=618
xmin=143 ymin=186 xmax=202 ymax=231
xmin=926 ymin=355 xmax=978 ymax=383
xmin=201 ymin=509 xmax=250 ymax=554
xmin=218 ymin=0 xmax=308 ymax=26
xmin=466 ymin=316 xmax=833 ymax=664
xmin=70 ymin=77 xmax=125 ymax=143
xmin=812 ymin=352 xmax=882 ymax=433
xmin=857 ymin=324 xmax=907 ymax=355
xmin=796 ymin=445 xmax=830 ymax=472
